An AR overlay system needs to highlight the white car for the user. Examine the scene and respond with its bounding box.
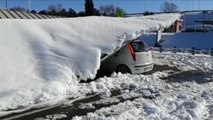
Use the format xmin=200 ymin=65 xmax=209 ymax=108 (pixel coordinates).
xmin=101 ymin=40 xmax=153 ymax=74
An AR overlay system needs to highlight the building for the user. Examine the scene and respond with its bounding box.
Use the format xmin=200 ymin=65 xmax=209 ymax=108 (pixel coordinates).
xmin=127 ymin=10 xmax=213 ymax=33
xmin=163 ymin=19 xmax=182 ymax=33
xmin=182 ymin=10 xmax=213 ymax=32
xmin=0 ymin=9 xmax=61 ymax=19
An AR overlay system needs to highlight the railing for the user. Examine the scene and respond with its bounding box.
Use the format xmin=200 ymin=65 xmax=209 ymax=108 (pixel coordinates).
xmin=152 ymin=47 xmax=213 ymax=56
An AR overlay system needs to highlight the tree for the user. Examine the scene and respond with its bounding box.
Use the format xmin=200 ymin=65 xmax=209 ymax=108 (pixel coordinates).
xmin=85 ymin=0 xmax=94 ymax=16
xmin=161 ymin=1 xmax=178 ymax=13
xmin=115 ymin=7 xmax=126 ymax=17
xmin=10 ymin=7 xmax=27 ymax=12
xmin=68 ymin=8 xmax=78 ymax=17
xmin=38 ymin=10 xmax=46 ymax=15
xmin=99 ymin=4 xmax=116 ymax=16
xmin=99 ymin=4 xmax=125 ymax=17
xmin=78 ymin=11 xmax=85 ymax=16
xmin=38 ymin=6 xmax=78 ymax=17
xmin=30 ymin=10 xmax=37 ymax=14
xmin=59 ymin=8 xmax=67 ymax=16
xmin=143 ymin=11 xmax=154 ymax=16
xmin=93 ymin=8 xmax=100 ymax=16
xmin=47 ymin=3 xmax=63 ymax=15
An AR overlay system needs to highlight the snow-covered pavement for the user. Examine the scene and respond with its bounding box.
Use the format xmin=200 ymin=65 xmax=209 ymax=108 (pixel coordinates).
xmin=71 ymin=52 xmax=213 ymax=120
xmin=154 ymin=51 xmax=213 ymax=73
xmin=1 ymin=51 xmax=212 ymax=120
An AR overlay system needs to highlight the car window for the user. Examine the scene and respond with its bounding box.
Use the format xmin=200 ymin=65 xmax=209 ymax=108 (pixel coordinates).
xmin=131 ymin=41 xmax=148 ymax=52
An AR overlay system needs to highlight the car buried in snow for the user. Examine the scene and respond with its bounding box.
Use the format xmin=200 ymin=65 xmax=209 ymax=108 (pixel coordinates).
xmin=101 ymin=40 xmax=153 ymax=74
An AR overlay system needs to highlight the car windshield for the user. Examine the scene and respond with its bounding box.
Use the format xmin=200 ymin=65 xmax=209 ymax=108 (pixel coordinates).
xmin=130 ymin=41 xmax=148 ymax=52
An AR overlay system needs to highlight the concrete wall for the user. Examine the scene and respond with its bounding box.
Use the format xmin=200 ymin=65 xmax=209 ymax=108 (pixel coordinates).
xmin=139 ymin=32 xmax=213 ymax=49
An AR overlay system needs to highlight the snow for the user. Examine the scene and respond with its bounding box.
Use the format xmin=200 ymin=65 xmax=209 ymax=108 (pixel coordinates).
xmin=72 ymin=52 xmax=213 ymax=120
xmin=1 ymin=50 xmax=212 ymax=119
xmin=35 ymin=114 xmax=67 ymax=120
xmin=0 ymin=13 xmax=212 ymax=120
xmin=153 ymin=51 xmax=213 ymax=72
xmin=0 ymin=14 xmax=180 ymax=111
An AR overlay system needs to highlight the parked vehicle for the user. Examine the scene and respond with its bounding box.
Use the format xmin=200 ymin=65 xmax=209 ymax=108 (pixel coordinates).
xmin=101 ymin=40 xmax=153 ymax=74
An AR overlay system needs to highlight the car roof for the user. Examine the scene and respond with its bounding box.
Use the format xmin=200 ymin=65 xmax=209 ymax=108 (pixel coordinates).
xmin=131 ymin=39 xmax=144 ymax=42
xmin=101 ymin=39 xmax=145 ymax=62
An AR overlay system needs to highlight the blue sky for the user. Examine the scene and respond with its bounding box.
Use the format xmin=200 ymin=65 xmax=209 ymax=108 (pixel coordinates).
xmin=0 ymin=0 xmax=212 ymax=13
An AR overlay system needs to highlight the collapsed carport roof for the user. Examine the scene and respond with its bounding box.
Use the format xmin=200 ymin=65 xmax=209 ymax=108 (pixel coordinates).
xmin=0 ymin=13 xmax=181 ymax=80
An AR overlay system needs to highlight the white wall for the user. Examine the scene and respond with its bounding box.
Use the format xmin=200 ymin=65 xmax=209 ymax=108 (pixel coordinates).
xmin=140 ymin=32 xmax=213 ymax=49
xmin=182 ymin=12 xmax=213 ymax=31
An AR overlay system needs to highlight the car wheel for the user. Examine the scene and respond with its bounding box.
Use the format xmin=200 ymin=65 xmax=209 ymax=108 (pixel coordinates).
xmin=116 ymin=64 xmax=131 ymax=74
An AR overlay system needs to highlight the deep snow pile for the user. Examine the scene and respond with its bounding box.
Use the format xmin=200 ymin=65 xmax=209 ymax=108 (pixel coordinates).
xmin=0 ymin=14 xmax=180 ymax=111
xmin=72 ymin=52 xmax=213 ymax=120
